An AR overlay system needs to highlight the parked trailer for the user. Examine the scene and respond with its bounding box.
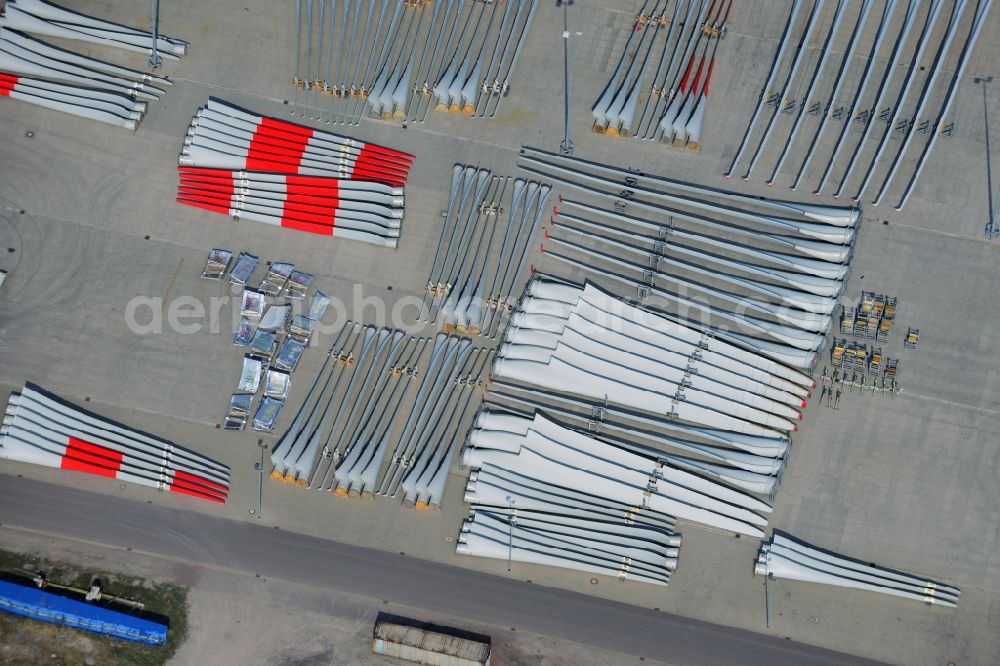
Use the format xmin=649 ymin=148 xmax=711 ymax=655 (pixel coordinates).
xmin=372 ymin=614 xmax=490 ymax=666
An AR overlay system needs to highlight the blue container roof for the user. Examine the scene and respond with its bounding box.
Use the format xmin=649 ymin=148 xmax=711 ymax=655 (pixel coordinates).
xmin=0 ymin=579 xmax=167 ymax=645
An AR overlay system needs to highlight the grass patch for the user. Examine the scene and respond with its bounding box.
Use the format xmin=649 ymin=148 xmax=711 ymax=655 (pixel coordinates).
xmin=0 ymin=548 xmax=188 ymax=666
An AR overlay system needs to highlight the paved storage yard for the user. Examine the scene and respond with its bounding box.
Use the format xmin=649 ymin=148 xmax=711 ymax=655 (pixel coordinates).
xmin=1 ymin=1 xmax=999 ymax=664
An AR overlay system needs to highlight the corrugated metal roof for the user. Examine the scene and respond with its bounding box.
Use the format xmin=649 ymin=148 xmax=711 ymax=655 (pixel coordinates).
xmin=374 ymin=620 xmax=490 ymax=662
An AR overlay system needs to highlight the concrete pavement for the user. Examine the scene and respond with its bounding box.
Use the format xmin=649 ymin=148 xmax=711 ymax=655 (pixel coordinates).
xmin=1 ymin=0 xmax=999 ymax=664
xmin=0 ymin=476 xmax=884 ymax=666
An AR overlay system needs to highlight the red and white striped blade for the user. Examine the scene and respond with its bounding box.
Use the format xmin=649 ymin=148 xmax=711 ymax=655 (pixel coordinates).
xmin=177 ymin=170 xmax=404 ymax=211
xmin=176 ymin=192 xmax=401 ymax=234
xmin=2 ymin=385 xmax=230 ymax=502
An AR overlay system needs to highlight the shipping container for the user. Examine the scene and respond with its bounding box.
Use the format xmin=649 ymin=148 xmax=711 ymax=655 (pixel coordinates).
xmin=372 ymin=613 xmax=490 ymax=666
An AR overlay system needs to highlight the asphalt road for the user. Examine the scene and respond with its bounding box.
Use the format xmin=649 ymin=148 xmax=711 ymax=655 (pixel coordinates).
xmin=0 ymin=476 xmax=884 ymax=666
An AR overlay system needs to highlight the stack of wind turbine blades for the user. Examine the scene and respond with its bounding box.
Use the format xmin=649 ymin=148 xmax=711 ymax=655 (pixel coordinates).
xmin=526 ymin=275 xmax=817 ymax=391
xmin=722 ymin=0 xmax=992 ymax=208
xmin=405 ymin=0 xmax=458 ymax=122
xmin=418 ymin=165 xmax=552 ymax=337
xmin=722 ymin=0 xmax=807 ymax=179
xmin=888 ymin=0 xmax=992 ymax=210
xmin=1 ymin=0 xmax=188 ymax=58
xmin=492 ymin=276 xmax=816 ymax=437
xmin=482 ymin=178 xmax=553 ymax=337
xmin=389 ymin=341 xmax=485 ymax=507
xmin=465 ymin=466 xmax=680 ymax=532
xmin=307 ymin=326 xmax=399 ymax=491
xmin=361 ymin=333 xmax=462 ymax=495
xmin=594 ymin=0 xmax=733 ymax=143
xmin=447 ymin=3 xmax=506 ymax=116
xmin=0 ymin=24 xmax=175 ymax=129
xmin=591 ymin=1 xmax=656 ymax=134
xmin=178 ymin=167 xmax=405 ymax=204
xmin=658 ymin=17 xmax=704 ymax=141
xmin=293 ymin=0 xmax=412 ymax=124
xmin=662 ymin=54 xmax=709 ymax=148
xmin=180 ymin=98 xmax=414 ymax=186
xmin=495 ymin=280 xmax=809 ymax=436
xmin=344 ymin=337 xmax=444 ymax=501
xmin=178 ymin=98 xmax=414 ymax=245
xmin=759 ymin=0 xmax=855 ymax=189
xmin=479 ymin=397 xmax=784 ymax=495
xmin=435 ymin=0 xmax=495 ymax=116
xmin=375 ymin=335 xmax=477 ymax=502
xmin=519 ymin=146 xmax=859 ymax=239
xmin=545 ymin=181 xmax=854 ymax=263
xmin=433 ymin=171 xmax=509 ymax=335
xmin=270 ymin=324 xmax=364 ymax=486
xmin=724 ymin=0 xmax=829 ymax=184
xmin=553 ymin=198 xmax=849 ymax=285
xmin=321 ymin=329 xmax=414 ymax=497
xmin=551 ymin=200 xmax=847 ymax=299
xmin=826 ymin=0 xmax=947 ymax=202
xmin=600 ymin=2 xmax=670 ymax=137
xmin=461 ymin=410 xmax=771 ymax=537
xmin=473 ymin=0 xmax=540 ymax=119
xmin=659 ymin=0 xmax=732 ymax=149
xmin=531 ymin=243 xmax=828 ymax=368
xmin=756 ymin=533 xmax=961 ymax=608
xmin=467 ymin=507 xmax=680 ymax=567
xmin=0 ymin=71 xmax=145 ymax=129
xmin=460 ymin=407 xmax=686 ymax=583
xmin=500 ymin=311 xmax=807 ymax=429
xmin=867 ymin=0 xmax=991 ymax=208
xmin=458 ymin=507 xmax=677 ymax=586
xmin=176 ymin=167 xmax=404 ymax=245
xmin=517 ymin=148 xmax=861 ymax=366
xmin=289 ymin=0 xmax=538 ymax=124
xmin=419 ymin=164 xmax=479 ymax=323
xmin=1 ymin=384 xmax=230 ymax=503
xmin=396 ymin=346 xmax=491 ymax=510
xmin=485 ymin=378 xmax=793 ymax=460
xmin=541 ymin=215 xmax=842 ymax=351
xmin=362 ymin=1 xmax=416 ymax=121
xmin=0 ymin=27 xmax=170 ymax=100
xmin=546 ymin=213 xmax=840 ymax=315
xmin=327 ymin=335 xmax=430 ymax=499
xmin=653 ymin=0 xmax=720 ymax=143
xmin=632 ymin=0 xmax=703 ymax=140
xmin=427 ymin=0 xmax=539 ymax=119
xmin=268 ymin=329 xmax=486 ymax=508
xmin=785 ymin=0 xmax=877 ymax=191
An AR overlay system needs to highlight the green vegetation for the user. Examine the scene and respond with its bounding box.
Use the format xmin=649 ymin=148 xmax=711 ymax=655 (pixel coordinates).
xmin=0 ymin=548 xmax=188 ymax=666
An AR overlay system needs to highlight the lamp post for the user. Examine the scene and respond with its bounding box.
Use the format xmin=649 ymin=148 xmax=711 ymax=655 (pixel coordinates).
xmin=149 ymin=0 xmax=162 ymax=70
xmin=978 ymin=76 xmax=999 ymax=239
xmin=557 ymin=1 xmax=574 ymax=155
xmin=255 ymin=440 xmax=267 ymax=519
xmin=506 ymin=495 xmax=516 ymax=572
